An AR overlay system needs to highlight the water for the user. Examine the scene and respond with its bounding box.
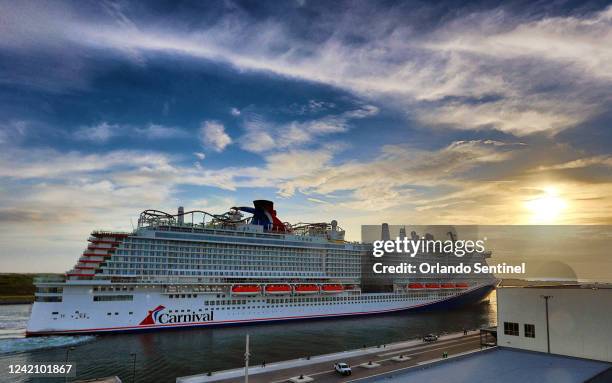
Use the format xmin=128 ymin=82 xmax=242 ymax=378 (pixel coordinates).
xmin=0 ymin=292 xmax=496 ymax=383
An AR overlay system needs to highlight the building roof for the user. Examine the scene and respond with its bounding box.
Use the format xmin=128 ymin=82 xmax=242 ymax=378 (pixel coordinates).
xmin=361 ymin=348 xmax=610 ymax=383
xmin=500 ymin=282 xmax=612 ymax=290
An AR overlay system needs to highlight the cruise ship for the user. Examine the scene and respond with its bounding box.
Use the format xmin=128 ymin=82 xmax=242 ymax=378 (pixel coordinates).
xmin=27 ymin=200 xmax=497 ymax=335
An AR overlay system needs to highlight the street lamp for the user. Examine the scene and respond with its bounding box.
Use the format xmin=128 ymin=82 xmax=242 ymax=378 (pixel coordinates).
xmin=540 ymin=295 xmax=553 ymax=353
xmin=244 ymin=334 xmax=250 ymax=383
xmin=130 ymin=352 xmax=137 ymax=383
xmin=65 ymin=346 xmax=75 ymax=382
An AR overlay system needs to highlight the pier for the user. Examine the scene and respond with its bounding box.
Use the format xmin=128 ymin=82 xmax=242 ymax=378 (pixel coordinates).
xmin=177 ymin=331 xmax=483 ymax=383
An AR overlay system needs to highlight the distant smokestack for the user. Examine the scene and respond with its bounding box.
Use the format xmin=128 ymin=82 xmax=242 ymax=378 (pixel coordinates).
xmin=178 ymin=206 xmax=184 ymax=225
xmin=381 ymin=223 xmax=390 ymax=241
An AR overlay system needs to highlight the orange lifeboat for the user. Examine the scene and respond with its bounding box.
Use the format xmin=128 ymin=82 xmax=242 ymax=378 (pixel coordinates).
xmin=455 ymin=283 xmax=469 ymax=289
xmin=408 ymin=283 xmax=425 ymax=289
xmin=294 ymin=284 xmax=319 ymax=294
xmin=425 ymin=283 xmax=440 ymax=289
xmin=231 ymin=285 xmax=261 ymax=296
xmin=321 ymin=284 xmax=344 ymax=294
xmin=265 ymin=284 xmax=292 ymax=295
xmin=441 ymin=283 xmax=455 ymax=289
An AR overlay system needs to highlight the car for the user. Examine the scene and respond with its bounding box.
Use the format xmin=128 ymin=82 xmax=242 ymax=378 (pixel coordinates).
xmin=334 ymin=362 xmax=352 ymax=376
xmin=423 ymin=334 xmax=439 ymax=342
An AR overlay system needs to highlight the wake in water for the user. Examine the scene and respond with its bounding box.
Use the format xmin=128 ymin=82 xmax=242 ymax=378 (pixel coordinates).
xmin=0 ymin=335 xmax=96 ymax=355
xmin=0 ymin=304 xmax=95 ymax=355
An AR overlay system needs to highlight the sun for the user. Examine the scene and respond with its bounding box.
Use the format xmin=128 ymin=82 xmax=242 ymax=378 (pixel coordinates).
xmin=524 ymin=187 xmax=567 ymax=224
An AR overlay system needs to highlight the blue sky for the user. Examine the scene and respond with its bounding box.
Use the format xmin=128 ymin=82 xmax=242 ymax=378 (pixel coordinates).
xmin=1 ymin=0 xmax=612 ymax=272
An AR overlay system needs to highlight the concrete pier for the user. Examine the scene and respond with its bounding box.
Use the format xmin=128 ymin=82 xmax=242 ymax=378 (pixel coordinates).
xmin=177 ymin=331 xmax=483 ymax=383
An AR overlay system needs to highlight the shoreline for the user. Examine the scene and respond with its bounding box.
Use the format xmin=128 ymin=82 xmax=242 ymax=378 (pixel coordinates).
xmin=0 ymin=298 xmax=33 ymax=305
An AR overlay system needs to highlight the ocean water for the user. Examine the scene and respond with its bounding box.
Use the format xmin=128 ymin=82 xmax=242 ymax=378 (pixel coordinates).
xmin=0 ymin=292 xmax=496 ymax=383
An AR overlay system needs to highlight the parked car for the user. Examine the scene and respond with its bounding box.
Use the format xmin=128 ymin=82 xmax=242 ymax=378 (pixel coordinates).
xmin=334 ymin=362 xmax=352 ymax=376
xmin=423 ymin=334 xmax=439 ymax=342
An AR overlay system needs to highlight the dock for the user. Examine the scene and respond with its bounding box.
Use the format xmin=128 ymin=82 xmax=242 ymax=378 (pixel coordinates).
xmin=177 ymin=331 xmax=483 ymax=383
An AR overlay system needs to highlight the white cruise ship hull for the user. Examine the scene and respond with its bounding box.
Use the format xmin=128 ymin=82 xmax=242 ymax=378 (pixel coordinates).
xmin=26 ymin=283 xmax=496 ymax=336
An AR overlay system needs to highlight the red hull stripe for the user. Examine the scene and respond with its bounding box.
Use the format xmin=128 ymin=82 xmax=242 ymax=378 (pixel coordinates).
xmin=27 ymin=284 xmax=493 ymax=335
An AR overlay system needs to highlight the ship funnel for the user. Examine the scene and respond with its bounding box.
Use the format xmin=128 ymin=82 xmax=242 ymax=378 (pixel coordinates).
xmin=253 ymin=199 xmax=274 ymax=212
xmin=178 ymin=206 xmax=184 ymax=225
xmin=235 ymin=200 xmax=287 ymax=232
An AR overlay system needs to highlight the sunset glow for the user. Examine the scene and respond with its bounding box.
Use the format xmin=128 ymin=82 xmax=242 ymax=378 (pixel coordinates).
xmin=525 ymin=188 xmax=567 ymax=224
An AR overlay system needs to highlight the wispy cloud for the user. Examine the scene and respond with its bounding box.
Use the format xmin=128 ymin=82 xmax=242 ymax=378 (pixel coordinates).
xmin=135 ymin=124 xmax=188 ymax=139
xmin=73 ymin=122 xmax=119 ymax=142
xmin=536 ymin=155 xmax=612 ymax=171
xmin=276 ymin=140 xmax=521 ymax=208
xmin=0 ymin=120 xmax=28 ymax=144
xmin=239 ymin=105 xmax=378 ymax=153
xmin=73 ymin=122 xmax=187 ymax=142
xmin=2 ymin=2 xmax=610 ymax=135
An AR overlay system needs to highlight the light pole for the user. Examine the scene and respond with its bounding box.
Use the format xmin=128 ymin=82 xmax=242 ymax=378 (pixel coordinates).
xmin=65 ymin=346 xmax=75 ymax=382
xmin=244 ymin=334 xmax=250 ymax=383
xmin=541 ymin=295 xmax=553 ymax=353
xmin=130 ymin=352 xmax=137 ymax=383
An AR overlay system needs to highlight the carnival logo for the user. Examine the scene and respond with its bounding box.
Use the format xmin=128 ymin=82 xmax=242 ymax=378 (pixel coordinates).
xmin=139 ymin=305 xmax=165 ymax=325
xmin=139 ymin=305 xmax=214 ymax=325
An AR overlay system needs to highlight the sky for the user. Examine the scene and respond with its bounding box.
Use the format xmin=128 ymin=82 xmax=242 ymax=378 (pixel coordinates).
xmin=0 ymin=0 xmax=611 ymax=273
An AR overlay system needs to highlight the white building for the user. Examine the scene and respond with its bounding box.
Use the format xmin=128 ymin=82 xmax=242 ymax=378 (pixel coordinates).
xmin=497 ymin=285 xmax=612 ymax=362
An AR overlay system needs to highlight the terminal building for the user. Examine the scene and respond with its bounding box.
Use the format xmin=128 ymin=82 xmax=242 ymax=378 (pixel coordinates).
xmin=497 ymin=284 xmax=612 ymax=363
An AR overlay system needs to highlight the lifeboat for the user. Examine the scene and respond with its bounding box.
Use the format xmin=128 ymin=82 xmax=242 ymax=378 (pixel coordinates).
xmin=231 ymin=285 xmax=261 ymax=296
xmin=425 ymin=283 xmax=440 ymax=289
xmin=408 ymin=283 xmax=425 ymax=289
xmin=441 ymin=283 xmax=455 ymax=289
xmin=455 ymin=283 xmax=469 ymax=289
xmin=265 ymin=284 xmax=292 ymax=295
xmin=321 ymin=284 xmax=344 ymax=294
xmin=294 ymin=284 xmax=319 ymax=294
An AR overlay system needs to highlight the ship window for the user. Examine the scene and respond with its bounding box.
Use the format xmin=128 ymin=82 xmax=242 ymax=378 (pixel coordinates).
xmin=524 ymin=324 xmax=535 ymax=338
xmin=35 ymin=296 xmax=62 ymax=302
xmin=504 ymin=322 xmax=519 ymax=336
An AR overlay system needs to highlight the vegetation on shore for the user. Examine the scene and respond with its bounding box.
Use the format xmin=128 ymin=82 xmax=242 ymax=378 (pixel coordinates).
xmin=0 ymin=273 xmax=61 ymax=304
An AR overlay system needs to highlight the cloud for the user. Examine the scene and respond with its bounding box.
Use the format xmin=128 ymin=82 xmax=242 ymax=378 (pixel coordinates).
xmin=275 ymin=140 xmax=520 ymax=208
xmin=73 ymin=122 xmax=119 ymax=142
xmin=0 ymin=149 xmax=173 ymax=179
xmin=193 ymin=152 xmax=206 ymax=160
xmin=2 ymin=2 xmax=609 ymax=136
xmin=230 ymin=107 xmax=241 ymax=116
xmin=73 ymin=122 xmax=187 ymax=142
xmin=536 ymin=155 xmax=612 ymax=171
xmin=200 ymin=121 xmax=232 ymax=152
xmin=426 ymin=6 xmax=612 ymax=81
xmin=239 ymin=104 xmax=378 ymax=153
xmin=307 ymin=197 xmax=330 ymax=204
xmin=135 ymin=124 xmax=187 ymax=139
xmin=0 ymin=120 xmax=28 ymax=144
